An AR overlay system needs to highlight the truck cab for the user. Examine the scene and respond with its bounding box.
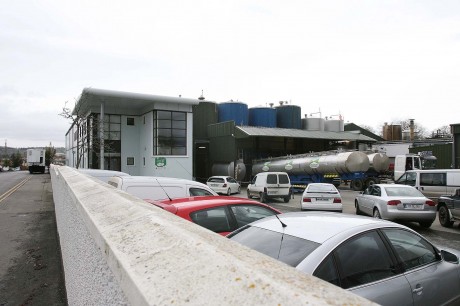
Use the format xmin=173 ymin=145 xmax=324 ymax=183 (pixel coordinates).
xmin=437 ymin=189 xmax=460 ymax=227
xmin=393 ymin=154 xmax=422 ymax=181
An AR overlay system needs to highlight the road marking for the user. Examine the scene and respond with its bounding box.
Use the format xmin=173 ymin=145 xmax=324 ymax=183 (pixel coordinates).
xmin=0 ymin=176 xmax=32 ymax=203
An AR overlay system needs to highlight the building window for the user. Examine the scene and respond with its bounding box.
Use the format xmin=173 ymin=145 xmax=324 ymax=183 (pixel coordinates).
xmin=153 ymin=111 xmax=187 ymax=156
xmin=127 ymin=157 xmax=135 ymax=165
xmin=127 ymin=117 xmax=135 ymax=126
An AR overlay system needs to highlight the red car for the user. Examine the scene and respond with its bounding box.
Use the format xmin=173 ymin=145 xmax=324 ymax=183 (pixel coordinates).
xmin=145 ymin=196 xmax=281 ymax=236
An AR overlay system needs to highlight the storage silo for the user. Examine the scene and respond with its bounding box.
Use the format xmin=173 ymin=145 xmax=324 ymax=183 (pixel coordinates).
xmin=276 ymin=103 xmax=301 ymax=129
xmin=325 ymin=119 xmax=344 ymax=132
xmin=217 ymin=101 xmax=249 ymax=126
xmin=249 ymin=107 xmax=277 ymax=127
xmin=302 ymin=117 xmax=325 ymax=131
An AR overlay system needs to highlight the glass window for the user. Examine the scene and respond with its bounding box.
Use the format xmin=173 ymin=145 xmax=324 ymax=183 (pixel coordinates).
xmin=334 ymin=231 xmax=398 ymax=289
xmin=420 ymin=173 xmax=446 ymax=187
xmin=189 ymin=188 xmax=214 ymax=196
xmin=313 ymin=255 xmax=340 ymax=286
xmin=207 ymin=177 xmax=225 ymax=183
xmin=127 ymin=117 xmax=135 ymax=126
xmin=127 ymin=157 xmax=135 ymax=166
xmin=278 ymin=174 xmax=290 ymax=184
xmin=267 ymin=174 xmax=278 ymax=184
xmin=382 ymin=228 xmax=438 ymax=271
xmin=153 ymin=110 xmax=187 ymax=156
xmin=384 ymin=187 xmax=424 ymax=197
xmin=189 ymin=207 xmax=231 ymax=233
xmin=230 ymin=205 xmax=278 ymax=228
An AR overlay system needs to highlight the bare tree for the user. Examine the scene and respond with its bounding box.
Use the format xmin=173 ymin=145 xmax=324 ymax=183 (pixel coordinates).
xmin=430 ymin=125 xmax=453 ymax=138
xmin=60 ymin=95 xmax=114 ymax=168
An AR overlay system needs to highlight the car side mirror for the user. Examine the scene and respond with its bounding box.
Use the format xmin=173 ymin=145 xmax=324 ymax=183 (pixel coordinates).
xmin=441 ymin=250 xmax=459 ymax=264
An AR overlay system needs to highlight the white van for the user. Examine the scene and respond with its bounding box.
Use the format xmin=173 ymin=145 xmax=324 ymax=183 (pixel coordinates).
xmin=107 ymin=176 xmax=218 ymax=201
xmin=247 ymin=172 xmax=291 ymax=203
xmin=77 ymin=168 xmax=130 ymax=183
xmin=395 ymin=169 xmax=460 ymax=201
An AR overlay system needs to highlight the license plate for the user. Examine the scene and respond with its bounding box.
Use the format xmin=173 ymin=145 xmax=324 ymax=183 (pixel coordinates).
xmin=403 ymin=204 xmax=422 ymax=209
xmin=268 ymin=191 xmax=278 ymax=195
xmin=316 ymin=198 xmax=329 ymax=201
xmin=211 ymin=184 xmax=219 ymax=187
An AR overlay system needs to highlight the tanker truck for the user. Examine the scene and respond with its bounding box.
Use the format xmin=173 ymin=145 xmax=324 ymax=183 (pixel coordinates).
xmin=251 ymin=151 xmax=391 ymax=191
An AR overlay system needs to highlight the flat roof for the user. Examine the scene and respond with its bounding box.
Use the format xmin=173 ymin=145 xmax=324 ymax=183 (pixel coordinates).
xmin=236 ymin=126 xmax=378 ymax=142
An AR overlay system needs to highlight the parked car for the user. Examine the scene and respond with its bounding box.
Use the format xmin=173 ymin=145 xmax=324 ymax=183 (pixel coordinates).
xmin=145 ymin=196 xmax=281 ymax=236
xmin=228 ymin=212 xmax=460 ymax=306
xmin=437 ymin=189 xmax=460 ymax=227
xmin=206 ymin=176 xmax=241 ymax=195
xmin=247 ymin=172 xmax=291 ymax=203
xmin=354 ymin=184 xmax=436 ymax=228
xmin=78 ymin=168 xmax=130 ymax=183
xmin=300 ymin=183 xmax=342 ymax=212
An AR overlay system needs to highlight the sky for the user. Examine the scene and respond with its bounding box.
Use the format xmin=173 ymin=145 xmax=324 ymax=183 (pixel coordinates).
xmin=1 ymin=0 xmax=460 ymax=148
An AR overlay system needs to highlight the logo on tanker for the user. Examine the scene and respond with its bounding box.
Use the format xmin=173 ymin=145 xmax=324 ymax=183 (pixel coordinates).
xmin=284 ymin=161 xmax=293 ymax=171
xmin=309 ymin=158 xmax=320 ymax=169
xmin=262 ymin=162 xmax=271 ymax=172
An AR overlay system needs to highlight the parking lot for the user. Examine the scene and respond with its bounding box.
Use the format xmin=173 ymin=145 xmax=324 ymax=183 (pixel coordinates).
xmin=232 ymin=185 xmax=460 ymax=251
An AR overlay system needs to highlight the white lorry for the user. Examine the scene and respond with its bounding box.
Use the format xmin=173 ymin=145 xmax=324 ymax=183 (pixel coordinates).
xmin=27 ymin=149 xmax=46 ymax=174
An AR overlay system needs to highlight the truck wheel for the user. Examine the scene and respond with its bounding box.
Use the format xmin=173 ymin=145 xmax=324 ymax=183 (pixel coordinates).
xmin=438 ymin=205 xmax=454 ymax=228
xmin=365 ymin=178 xmax=378 ymax=188
xmin=352 ymin=179 xmax=364 ymax=191
xmin=260 ymin=192 xmax=267 ymax=203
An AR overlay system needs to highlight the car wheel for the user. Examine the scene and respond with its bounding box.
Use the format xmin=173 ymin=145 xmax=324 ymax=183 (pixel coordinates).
xmin=419 ymin=221 xmax=433 ymax=228
xmin=283 ymin=195 xmax=290 ymax=203
xmin=373 ymin=208 xmax=381 ymax=219
xmin=260 ymin=192 xmax=266 ymax=203
xmin=237 ymin=186 xmax=241 ymax=194
xmin=355 ymin=200 xmax=362 ymax=215
xmin=438 ymin=205 xmax=454 ymax=228
xmin=226 ymin=188 xmax=231 ymax=196
xmin=247 ymin=189 xmax=252 ymax=199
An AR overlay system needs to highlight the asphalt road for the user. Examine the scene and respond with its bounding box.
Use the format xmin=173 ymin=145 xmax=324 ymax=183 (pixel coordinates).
xmin=233 ymin=186 xmax=460 ymax=251
xmin=0 ymin=171 xmax=66 ymax=306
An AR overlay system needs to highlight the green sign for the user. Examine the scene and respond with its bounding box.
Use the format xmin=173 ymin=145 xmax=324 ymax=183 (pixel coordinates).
xmin=155 ymin=157 xmax=166 ymax=167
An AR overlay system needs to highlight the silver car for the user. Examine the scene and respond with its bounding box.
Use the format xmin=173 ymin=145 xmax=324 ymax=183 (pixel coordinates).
xmin=355 ymin=184 xmax=436 ymax=228
xmin=300 ymin=183 xmax=342 ymax=212
xmin=228 ymin=212 xmax=460 ymax=306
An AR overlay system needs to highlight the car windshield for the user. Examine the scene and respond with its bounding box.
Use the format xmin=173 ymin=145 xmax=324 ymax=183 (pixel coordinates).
xmin=384 ymin=187 xmax=424 ymax=197
xmin=307 ymin=185 xmax=337 ymax=193
xmin=229 ymin=226 xmax=320 ymax=267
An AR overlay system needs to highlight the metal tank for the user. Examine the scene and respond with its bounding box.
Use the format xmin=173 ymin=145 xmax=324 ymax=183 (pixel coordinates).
xmin=302 ymin=117 xmax=325 ymax=131
xmin=276 ymin=104 xmax=301 ymax=129
xmin=211 ymin=161 xmax=246 ymax=181
xmin=249 ymin=107 xmax=277 ymax=127
xmin=252 ymin=151 xmax=370 ymax=175
xmin=324 ymin=119 xmax=344 ymax=132
xmin=367 ymin=153 xmax=390 ymax=173
xmin=217 ymin=101 xmax=248 ymax=126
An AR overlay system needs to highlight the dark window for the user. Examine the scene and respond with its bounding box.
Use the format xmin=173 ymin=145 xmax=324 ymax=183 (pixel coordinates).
xmin=278 ymin=174 xmax=290 ymax=184
xmin=230 ymin=205 xmax=278 ymax=228
xmin=420 ymin=173 xmax=446 ymax=187
xmin=313 ymin=255 xmax=340 ymax=286
xmin=127 ymin=157 xmax=134 ymax=166
xmin=382 ymin=228 xmax=438 ymax=271
xmin=189 ymin=207 xmax=231 ymax=233
xmin=153 ymin=111 xmax=187 ymax=156
xmin=332 ymin=231 xmax=398 ymax=289
xmin=229 ymin=227 xmax=319 ymax=267
xmin=267 ymin=174 xmax=278 ymax=184
xmin=207 ymin=177 xmax=225 ymax=183
xmin=189 ymin=188 xmax=214 ymax=196
xmin=127 ymin=117 xmax=135 ymax=126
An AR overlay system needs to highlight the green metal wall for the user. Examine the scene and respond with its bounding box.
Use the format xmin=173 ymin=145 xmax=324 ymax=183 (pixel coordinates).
xmin=409 ymin=143 xmax=452 ymax=169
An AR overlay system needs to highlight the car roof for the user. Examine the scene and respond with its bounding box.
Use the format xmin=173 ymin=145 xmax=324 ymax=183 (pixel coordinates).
xmin=247 ymin=212 xmax=401 ymax=244
xmin=146 ymin=196 xmax=280 ymax=213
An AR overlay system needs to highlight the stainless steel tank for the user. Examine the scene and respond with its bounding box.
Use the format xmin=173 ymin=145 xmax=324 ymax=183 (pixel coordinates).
xmin=211 ymin=161 xmax=246 ymax=181
xmin=367 ymin=153 xmax=390 ymax=173
xmin=252 ymin=151 xmax=370 ymax=175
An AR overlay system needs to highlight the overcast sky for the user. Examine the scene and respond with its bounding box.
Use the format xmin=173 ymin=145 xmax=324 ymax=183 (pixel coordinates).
xmin=2 ymin=0 xmax=460 ymax=148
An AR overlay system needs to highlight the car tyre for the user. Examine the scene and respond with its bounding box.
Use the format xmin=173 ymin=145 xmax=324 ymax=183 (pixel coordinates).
xmin=355 ymin=200 xmax=362 ymax=215
xmin=247 ymin=189 xmax=252 ymax=199
xmin=237 ymin=186 xmax=241 ymax=194
xmin=419 ymin=221 xmax=433 ymax=228
xmin=438 ymin=205 xmax=454 ymax=228
xmin=373 ymin=208 xmax=381 ymax=219
xmin=283 ymin=194 xmax=290 ymax=203
xmin=226 ymin=188 xmax=231 ymax=196
xmin=260 ymin=192 xmax=267 ymax=203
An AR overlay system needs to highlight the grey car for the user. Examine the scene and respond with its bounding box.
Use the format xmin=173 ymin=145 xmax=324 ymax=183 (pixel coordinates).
xmin=355 ymin=184 xmax=437 ymax=228
xmin=228 ymin=212 xmax=460 ymax=306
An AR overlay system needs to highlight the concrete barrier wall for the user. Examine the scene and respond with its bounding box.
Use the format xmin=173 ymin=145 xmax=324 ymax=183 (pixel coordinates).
xmin=50 ymin=165 xmax=374 ymax=305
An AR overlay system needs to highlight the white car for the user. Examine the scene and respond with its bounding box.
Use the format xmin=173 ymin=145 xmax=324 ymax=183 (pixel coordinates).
xmin=206 ymin=176 xmax=241 ymax=195
xmin=301 ymin=183 xmax=342 ymax=212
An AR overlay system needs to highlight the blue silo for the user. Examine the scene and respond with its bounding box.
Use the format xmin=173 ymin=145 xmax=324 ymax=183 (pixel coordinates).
xmin=217 ymin=101 xmax=249 ymax=126
xmin=249 ymin=107 xmax=277 ymax=127
xmin=276 ymin=104 xmax=302 ymax=129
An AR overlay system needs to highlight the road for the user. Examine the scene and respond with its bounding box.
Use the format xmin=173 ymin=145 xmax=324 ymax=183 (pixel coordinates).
xmin=234 ymin=186 xmax=460 ymax=251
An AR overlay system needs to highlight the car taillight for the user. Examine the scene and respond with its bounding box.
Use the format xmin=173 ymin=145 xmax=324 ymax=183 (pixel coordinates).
xmin=387 ymin=200 xmax=401 ymax=206
xmin=222 ymin=183 xmax=227 ymax=187
xmin=303 ymin=198 xmax=312 ymax=202
xmin=426 ymin=200 xmax=436 ymax=206
xmin=333 ymin=198 xmax=341 ymax=203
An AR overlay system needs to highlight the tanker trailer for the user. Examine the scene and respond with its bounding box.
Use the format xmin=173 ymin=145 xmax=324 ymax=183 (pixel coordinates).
xmin=211 ymin=160 xmax=246 ymax=182
xmin=252 ymin=151 xmax=371 ymax=191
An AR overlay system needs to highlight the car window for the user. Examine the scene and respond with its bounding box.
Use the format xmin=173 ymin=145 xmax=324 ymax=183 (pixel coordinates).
xmin=396 ymin=172 xmax=417 ymax=186
xmin=208 ymin=177 xmax=224 ymax=183
xmin=420 ymin=173 xmax=446 ymax=186
xmin=267 ymin=174 xmax=278 ymax=184
xmin=381 ymin=228 xmax=438 ymax=271
xmin=189 ymin=207 xmax=232 ymax=233
xmin=307 ymin=184 xmax=338 ymax=193
xmin=230 ymin=205 xmax=278 ymax=227
xmin=228 ymin=177 xmax=237 ymax=184
xmin=189 ymin=187 xmax=214 ymax=196
xmin=313 ymin=255 xmax=340 ymax=287
xmin=384 ymin=187 xmax=424 ymax=197
xmin=229 ymin=226 xmax=320 ymax=267
xmin=331 ymin=231 xmax=398 ymax=289
xmin=278 ymin=174 xmax=290 ymax=184
xmin=250 ymin=176 xmax=257 ymax=184
xmin=371 ymin=186 xmax=381 ymax=196
xmin=363 ymin=187 xmax=371 ymax=195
